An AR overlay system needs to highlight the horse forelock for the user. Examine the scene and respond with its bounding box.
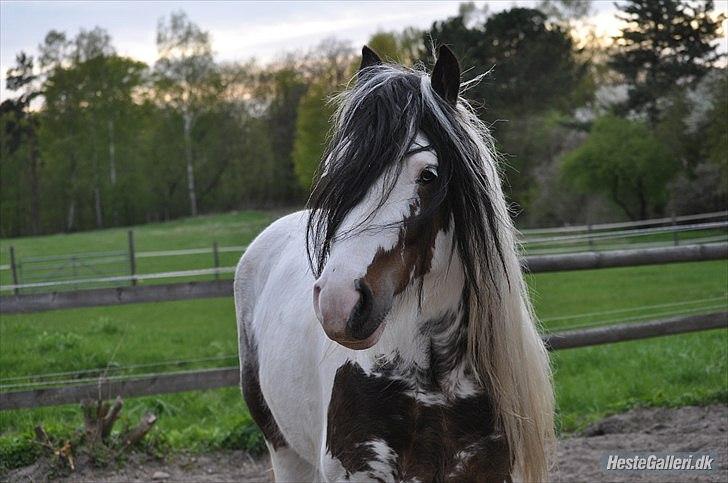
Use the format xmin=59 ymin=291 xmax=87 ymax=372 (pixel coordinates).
xmin=305 ymin=63 xmax=507 ymax=291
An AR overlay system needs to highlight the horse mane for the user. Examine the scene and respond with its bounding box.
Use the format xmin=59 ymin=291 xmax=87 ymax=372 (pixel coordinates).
xmin=306 ymin=62 xmax=555 ymax=482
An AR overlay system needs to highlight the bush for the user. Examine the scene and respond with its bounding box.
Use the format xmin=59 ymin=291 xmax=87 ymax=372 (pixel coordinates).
xmin=561 ymin=115 xmax=677 ymax=220
xmin=0 ymin=435 xmax=42 ymax=471
xmin=667 ymin=162 xmax=727 ymax=215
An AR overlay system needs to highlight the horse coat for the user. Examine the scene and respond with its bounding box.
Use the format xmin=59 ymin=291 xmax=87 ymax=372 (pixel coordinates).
xmin=235 ymin=45 xmax=554 ymax=482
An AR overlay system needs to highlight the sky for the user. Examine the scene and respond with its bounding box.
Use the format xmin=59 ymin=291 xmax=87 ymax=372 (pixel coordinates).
xmin=0 ymin=1 xmax=722 ymax=102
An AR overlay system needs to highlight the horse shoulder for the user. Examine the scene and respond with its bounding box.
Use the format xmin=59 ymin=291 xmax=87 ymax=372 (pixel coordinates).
xmin=235 ymin=210 xmax=328 ymax=462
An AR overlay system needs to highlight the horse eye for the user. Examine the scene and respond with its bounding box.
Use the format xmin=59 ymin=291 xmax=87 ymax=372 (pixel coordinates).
xmin=417 ymin=168 xmax=438 ymax=185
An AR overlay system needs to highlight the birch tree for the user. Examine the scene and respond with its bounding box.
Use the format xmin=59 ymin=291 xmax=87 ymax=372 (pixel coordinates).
xmin=154 ymin=11 xmax=220 ymax=216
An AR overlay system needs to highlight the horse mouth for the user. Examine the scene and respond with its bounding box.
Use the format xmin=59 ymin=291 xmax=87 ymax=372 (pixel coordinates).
xmin=325 ymin=318 xmax=388 ymax=350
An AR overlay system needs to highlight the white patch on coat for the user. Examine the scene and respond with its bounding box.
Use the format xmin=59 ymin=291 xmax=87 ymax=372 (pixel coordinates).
xmin=348 ymin=439 xmax=399 ymax=482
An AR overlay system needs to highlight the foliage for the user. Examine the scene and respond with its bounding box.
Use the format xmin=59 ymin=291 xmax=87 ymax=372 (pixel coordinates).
xmin=291 ymin=39 xmax=354 ymax=192
xmin=1 ymin=4 xmax=726 ymax=236
xmin=421 ymin=7 xmax=590 ymax=211
xmin=609 ymin=0 xmax=725 ymax=123
xmin=218 ymin=414 xmax=266 ymax=455
xmin=703 ymin=70 xmax=728 ymax=175
xmin=424 ymin=7 xmax=588 ymax=117
xmin=667 ymin=162 xmax=726 ymax=216
xmin=293 ymin=81 xmax=334 ymax=190
xmin=1 ymin=20 xmax=308 ymax=237
xmin=367 ymin=29 xmax=423 ymax=65
xmin=1 ymin=52 xmax=42 ymax=236
xmin=155 ymin=11 xmax=222 ymax=217
xmin=561 ymin=115 xmax=676 ymax=220
xmin=0 ymin=436 xmax=42 ymax=471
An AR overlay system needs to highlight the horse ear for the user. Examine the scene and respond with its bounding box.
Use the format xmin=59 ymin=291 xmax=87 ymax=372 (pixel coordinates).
xmin=431 ymin=45 xmax=460 ymax=106
xmin=359 ymin=45 xmax=382 ymax=72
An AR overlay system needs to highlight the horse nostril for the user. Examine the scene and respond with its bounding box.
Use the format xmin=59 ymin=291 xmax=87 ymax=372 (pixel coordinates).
xmin=312 ymin=282 xmax=323 ymax=318
xmin=348 ymin=278 xmax=374 ymax=339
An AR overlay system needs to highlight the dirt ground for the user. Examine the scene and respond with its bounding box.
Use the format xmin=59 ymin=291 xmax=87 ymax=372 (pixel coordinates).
xmin=6 ymin=405 xmax=727 ymax=482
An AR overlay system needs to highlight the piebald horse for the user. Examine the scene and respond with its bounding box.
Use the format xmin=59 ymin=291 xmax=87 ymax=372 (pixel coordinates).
xmin=235 ymin=46 xmax=554 ymax=482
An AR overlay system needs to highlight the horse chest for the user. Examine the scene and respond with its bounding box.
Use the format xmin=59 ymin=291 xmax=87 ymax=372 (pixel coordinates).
xmin=326 ymin=361 xmax=511 ymax=482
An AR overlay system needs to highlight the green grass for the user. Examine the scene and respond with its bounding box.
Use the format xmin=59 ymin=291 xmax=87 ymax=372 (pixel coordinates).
xmin=529 ymin=260 xmax=727 ymax=331
xmin=523 ymin=227 xmax=726 ymax=254
xmin=0 ymin=210 xmax=278 ymax=287
xmin=0 ymin=211 xmax=726 ymax=469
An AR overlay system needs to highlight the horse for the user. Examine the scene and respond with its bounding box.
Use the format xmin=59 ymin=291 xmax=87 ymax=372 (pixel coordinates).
xmin=234 ymin=45 xmax=554 ymax=482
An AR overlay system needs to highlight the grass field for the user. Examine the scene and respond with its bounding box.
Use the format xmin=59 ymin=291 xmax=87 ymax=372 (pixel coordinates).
xmin=1 ymin=210 xmax=727 ymax=469
xmin=1 ymin=209 xmax=723 ymax=290
xmin=0 ymin=210 xmax=278 ymax=288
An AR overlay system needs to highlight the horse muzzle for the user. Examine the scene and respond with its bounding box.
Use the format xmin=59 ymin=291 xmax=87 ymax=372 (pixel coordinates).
xmin=313 ymin=275 xmax=393 ymax=350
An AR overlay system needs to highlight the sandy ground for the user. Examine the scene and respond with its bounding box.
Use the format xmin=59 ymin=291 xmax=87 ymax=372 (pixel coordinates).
xmin=6 ymin=405 xmax=727 ymax=482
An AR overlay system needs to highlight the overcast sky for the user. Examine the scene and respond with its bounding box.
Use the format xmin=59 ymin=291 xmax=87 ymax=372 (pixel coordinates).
xmin=1 ymin=1 xmax=722 ymax=101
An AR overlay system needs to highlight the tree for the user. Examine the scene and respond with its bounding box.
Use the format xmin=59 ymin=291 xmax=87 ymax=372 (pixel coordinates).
xmin=154 ymin=11 xmax=220 ymax=216
xmin=293 ymin=81 xmax=334 ymax=190
xmin=292 ymin=41 xmax=355 ymax=192
xmin=261 ymin=67 xmax=307 ymax=203
xmin=37 ymin=26 xmax=147 ymax=231
xmin=609 ymin=0 xmax=725 ymax=124
xmin=536 ymin=0 xmax=592 ymax=21
xmin=561 ymin=115 xmax=677 ymax=220
xmin=3 ymin=52 xmax=42 ymax=235
xmin=703 ymin=70 xmax=728 ymax=176
xmin=422 ymin=7 xmax=589 ymax=213
xmin=423 ymin=7 xmax=587 ymax=117
xmin=367 ymin=28 xmax=423 ymax=65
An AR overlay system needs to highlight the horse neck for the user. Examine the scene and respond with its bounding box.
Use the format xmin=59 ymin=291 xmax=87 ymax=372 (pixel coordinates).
xmin=369 ymin=247 xmax=472 ymax=395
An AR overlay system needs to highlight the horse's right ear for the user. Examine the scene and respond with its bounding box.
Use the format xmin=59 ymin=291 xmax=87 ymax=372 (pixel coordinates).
xmin=431 ymin=45 xmax=460 ymax=106
xmin=359 ymin=46 xmax=382 ymax=73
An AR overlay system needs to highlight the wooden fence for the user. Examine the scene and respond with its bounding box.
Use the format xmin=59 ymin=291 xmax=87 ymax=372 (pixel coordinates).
xmin=1 ymin=311 xmax=725 ymax=411
xmin=3 ymin=211 xmax=726 ymax=293
xmin=0 ymin=242 xmax=726 ymax=411
xmin=2 ymin=243 xmax=726 ymax=314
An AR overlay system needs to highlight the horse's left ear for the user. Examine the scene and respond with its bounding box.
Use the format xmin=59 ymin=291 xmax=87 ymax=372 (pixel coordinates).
xmin=431 ymin=45 xmax=460 ymax=106
xmin=359 ymin=46 xmax=382 ymax=72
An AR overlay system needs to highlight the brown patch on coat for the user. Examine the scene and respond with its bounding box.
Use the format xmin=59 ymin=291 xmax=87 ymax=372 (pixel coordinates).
xmin=362 ymin=184 xmax=449 ymax=299
xmin=326 ymin=361 xmax=511 ymax=482
xmin=241 ymin=342 xmax=287 ymax=450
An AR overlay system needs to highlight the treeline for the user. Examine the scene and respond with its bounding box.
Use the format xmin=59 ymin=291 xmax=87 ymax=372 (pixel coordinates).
xmin=1 ymin=0 xmax=725 ymax=237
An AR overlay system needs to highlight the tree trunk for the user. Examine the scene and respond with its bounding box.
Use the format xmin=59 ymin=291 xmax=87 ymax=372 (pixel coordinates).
xmin=108 ymin=119 xmax=116 ymax=185
xmin=94 ymin=186 xmax=103 ymax=228
xmin=610 ymin=178 xmax=637 ymax=221
xmin=67 ymin=199 xmax=76 ymax=232
xmin=27 ymin=133 xmax=41 ymax=235
xmin=92 ymin=143 xmax=104 ymax=229
xmin=636 ymin=178 xmax=648 ymax=220
xmin=108 ymin=118 xmax=122 ymax=226
xmin=183 ymin=112 xmax=198 ymax=217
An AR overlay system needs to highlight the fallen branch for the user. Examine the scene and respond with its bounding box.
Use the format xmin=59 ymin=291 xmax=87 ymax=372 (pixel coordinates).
xmin=34 ymin=424 xmax=75 ymax=471
xmin=101 ymin=396 xmax=124 ymax=441
xmin=121 ymin=412 xmax=158 ymax=449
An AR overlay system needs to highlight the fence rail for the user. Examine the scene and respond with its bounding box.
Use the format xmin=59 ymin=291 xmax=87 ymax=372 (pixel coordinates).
xmin=1 ymin=243 xmax=726 ymax=314
xmin=520 ymin=210 xmax=727 ymax=235
xmin=3 ymin=211 xmax=725 ymax=293
xmin=1 ymin=311 xmax=724 ymax=411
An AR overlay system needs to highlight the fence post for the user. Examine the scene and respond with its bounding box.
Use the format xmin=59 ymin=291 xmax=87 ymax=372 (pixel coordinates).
xmin=212 ymin=241 xmax=220 ymax=280
xmin=587 ymin=224 xmax=594 ymax=251
xmin=671 ymin=212 xmax=679 ymax=246
xmin=9 ymin=246 xmax=19 ymax=296
xmin=128 ymin=230 xmax=137 ymax=286
xmin=71 ymin=256 xmax=78 ymax=290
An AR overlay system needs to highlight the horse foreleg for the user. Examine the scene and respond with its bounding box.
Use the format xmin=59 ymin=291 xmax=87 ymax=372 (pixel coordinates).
xmin=268 ymin=444 xmax=321 ymax=482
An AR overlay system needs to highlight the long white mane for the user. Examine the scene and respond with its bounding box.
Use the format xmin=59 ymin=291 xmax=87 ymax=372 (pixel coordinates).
xmin=422 ymin=75 xmax=555 ymax=482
